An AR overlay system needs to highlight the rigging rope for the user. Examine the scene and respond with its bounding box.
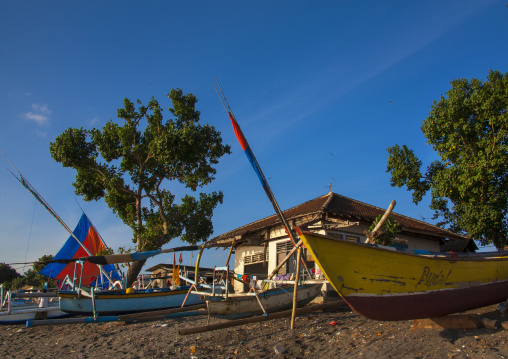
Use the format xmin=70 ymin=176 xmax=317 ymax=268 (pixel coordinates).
xmin=23 ymin=197 xmax=37 ymax=274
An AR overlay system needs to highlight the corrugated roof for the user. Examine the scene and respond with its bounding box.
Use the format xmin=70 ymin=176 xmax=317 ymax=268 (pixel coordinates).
xmin=210 ymin=192 xmax=467 ymax=243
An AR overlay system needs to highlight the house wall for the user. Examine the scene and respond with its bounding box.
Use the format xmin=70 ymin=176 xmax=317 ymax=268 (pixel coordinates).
xmin=233 ymin=245 xmax=266 ymax=292
xmin=404 ymin=235 xmax=440 ymax=251
xmin=150 ymin=268 xmax=170 ymax=288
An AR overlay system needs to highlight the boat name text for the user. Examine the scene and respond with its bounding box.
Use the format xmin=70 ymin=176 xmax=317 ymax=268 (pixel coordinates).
xmin=416 ymin=267 xmax=451 ymax=288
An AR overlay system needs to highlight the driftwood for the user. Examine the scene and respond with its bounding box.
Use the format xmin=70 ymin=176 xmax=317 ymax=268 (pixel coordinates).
xmin=117 ymin=303 xmax=206 ymax=321
xmin=365 ymin=200 xmax=396 ymax=244
xmin=412 ymin=314 xmax=480 ymax=329
xmin=481 ymin=317 xmax=500 ymax=329
xmin=412 ymin=314 xmax=502 ymax=330
xmin=179 ymin=300 xmax=345 ymax=335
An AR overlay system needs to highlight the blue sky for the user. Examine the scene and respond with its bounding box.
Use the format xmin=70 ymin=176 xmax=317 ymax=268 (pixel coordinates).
xmin=1 ymin=1 xmax=507 ymax=275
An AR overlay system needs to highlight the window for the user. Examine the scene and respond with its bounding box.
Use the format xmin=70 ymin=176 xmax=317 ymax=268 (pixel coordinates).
xmin=328 ymin=231 xmax=361 ymax=242
xmin=244 ymin=252 xmax=268 ymax=265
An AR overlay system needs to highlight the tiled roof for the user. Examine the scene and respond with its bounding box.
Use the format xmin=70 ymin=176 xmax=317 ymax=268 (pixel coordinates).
xmin=210 ymin=192 xmax=468 ymax=243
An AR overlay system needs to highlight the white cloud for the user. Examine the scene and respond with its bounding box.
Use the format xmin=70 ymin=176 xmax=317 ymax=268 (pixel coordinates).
xmin=22 ymin=103 xmax=51 ymax=126
xmin=35 ymin=129 xmax=48 ymax=138
xmin=32 ymin=103 xmax=51 ymax=114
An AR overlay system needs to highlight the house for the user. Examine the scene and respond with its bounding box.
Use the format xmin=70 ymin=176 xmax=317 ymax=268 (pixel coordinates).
xmin=144 ymin=264 xmax=215 ymax=288
xmin=209 ymin=191 xmax=475 ymax=294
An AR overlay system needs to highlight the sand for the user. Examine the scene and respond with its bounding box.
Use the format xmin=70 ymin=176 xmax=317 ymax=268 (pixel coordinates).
xmin=1 ymin=304 xmax=507 ymax=358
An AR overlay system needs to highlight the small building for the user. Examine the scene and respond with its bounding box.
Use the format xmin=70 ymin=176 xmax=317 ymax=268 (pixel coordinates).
xmin=209 ymin=192 xmax=475 ymax=295
xmin=144 ymin=264 xmax=215 ymax=288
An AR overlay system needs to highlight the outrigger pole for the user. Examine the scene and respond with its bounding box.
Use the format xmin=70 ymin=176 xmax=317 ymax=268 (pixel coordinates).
xmin=212 ymin=78 xmax=311 ymax=278
xmin=1 ymin=150 xmax=116 ymax=286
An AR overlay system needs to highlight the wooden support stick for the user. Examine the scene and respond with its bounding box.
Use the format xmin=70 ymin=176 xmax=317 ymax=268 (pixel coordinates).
xmin=266 ymin=240 xmax=302 ymax=281
xmin=178 ymin=300 xmax=344 ymax=335
xmin=290 ymin=248 xmax=302 ymax=330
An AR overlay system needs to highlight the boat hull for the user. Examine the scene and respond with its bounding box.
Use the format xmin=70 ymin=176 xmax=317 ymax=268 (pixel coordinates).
xmin=0 ymin=303 xmax=69 ymax=325
xmin=204 ymin=284 xmax=322 ymax=319
xmin=58 ymin=287 xmax=204 ymax=316
xmin=298 ymin=230 xmax=508 ymax=321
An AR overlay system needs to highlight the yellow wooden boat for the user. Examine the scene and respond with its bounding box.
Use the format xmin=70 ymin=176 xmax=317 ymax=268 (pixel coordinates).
xmin=296 ymin=227 xmax=508 ymax=321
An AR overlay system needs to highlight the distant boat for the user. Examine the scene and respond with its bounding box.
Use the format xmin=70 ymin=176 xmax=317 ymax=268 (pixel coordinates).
xmin=296 ymin=227 xmax=508 ymax=321
xmin=0 ymin=291 xmax=68 ymax=325
xmin=0 ymin=305 xmax=68 ymax=325
xmin=202 ymin=284 xmax=322 ymax=319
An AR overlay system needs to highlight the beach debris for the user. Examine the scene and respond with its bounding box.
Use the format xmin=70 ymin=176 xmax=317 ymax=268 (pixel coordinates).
xmin=274 ymin=344 xmax=286 ymax=354
xmin=499 ymin=298 xmax=508 ymax=315
xmin=412 ymin=314 xmax=480 ymax=329
xmin=329 ymin=321 xmax=338 ymax=326
xmin=480 ymin=317 xmax=500 ymax=329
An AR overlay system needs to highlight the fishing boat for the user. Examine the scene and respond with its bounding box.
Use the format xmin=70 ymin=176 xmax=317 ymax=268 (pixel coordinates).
xmin=296 ymin=226 xmax=508 ymax=321
xmin=202 ymin=284 xmax=322 ymax=319
xmin=57 ymin=285 xmax=205 ymax=316
xmin=54 ymin=244 xmax=219 ymax=316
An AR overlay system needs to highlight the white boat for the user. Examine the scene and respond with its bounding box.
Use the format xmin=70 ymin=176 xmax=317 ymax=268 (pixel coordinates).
xmin=57 ymin=285 xmax=205 ymax=316
xmin=203 ymin=284 xmax=322 ymax=319
xmin=0 ymin=291 xmax=68 ymax=325
xmin=0 ymin=302 xmax=68 ymax=325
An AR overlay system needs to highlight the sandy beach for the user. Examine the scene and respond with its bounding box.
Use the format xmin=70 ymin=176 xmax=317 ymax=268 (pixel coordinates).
xmin=1 ymin=303 xmax=507 ymax=359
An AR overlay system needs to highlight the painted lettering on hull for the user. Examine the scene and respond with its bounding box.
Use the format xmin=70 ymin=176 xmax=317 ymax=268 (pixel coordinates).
xmin=416 ymin=266 xmax=451 ymax=288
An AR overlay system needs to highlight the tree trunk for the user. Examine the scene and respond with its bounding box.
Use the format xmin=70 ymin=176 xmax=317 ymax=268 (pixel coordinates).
xmin=126 ymin=258 xmax=147 ymax=288
xmin=125 ymin=193 xmax=147 ymax=288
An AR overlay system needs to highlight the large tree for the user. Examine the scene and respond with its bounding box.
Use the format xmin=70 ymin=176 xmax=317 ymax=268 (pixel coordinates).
xmin=50 ymin=89 xmax=231 ymax=283
xmin=387 ymin=70 xmax=508 ymax=249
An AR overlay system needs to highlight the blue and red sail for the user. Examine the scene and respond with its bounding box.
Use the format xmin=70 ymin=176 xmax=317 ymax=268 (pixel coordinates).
xmin=39 ymin=214 xmax=121 ymax=287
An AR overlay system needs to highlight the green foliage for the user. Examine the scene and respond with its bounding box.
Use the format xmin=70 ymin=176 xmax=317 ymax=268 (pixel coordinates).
xmin=387 ymin=70 xmax=508 ymax=249
xmin=25 ymin=254 xmax=56 ymax=288
xmin=8 ymin=276 xmax=24 ymax=290
xmin=368 ymin=214 xmax=401 ymax=246
xmin=0 ymin=263 xmax=21 ymax=287
xmin=50 ymin=89 xmax=231 ymax=281
xmin=1 ymin=255 xmax=57 ymax=290
xmin=33 ymin=254 xmax=54 ymax=273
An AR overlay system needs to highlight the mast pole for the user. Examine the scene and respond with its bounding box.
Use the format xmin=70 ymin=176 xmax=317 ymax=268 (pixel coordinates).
xmin=213 ymin=79 xmax=311 ymax=277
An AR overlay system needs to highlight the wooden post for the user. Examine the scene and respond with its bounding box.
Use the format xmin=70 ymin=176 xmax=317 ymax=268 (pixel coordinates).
xmin=194 ymin=244 xmax=206 ymax=287
xmin=290 ymin=248 xmax=302 ymax=330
